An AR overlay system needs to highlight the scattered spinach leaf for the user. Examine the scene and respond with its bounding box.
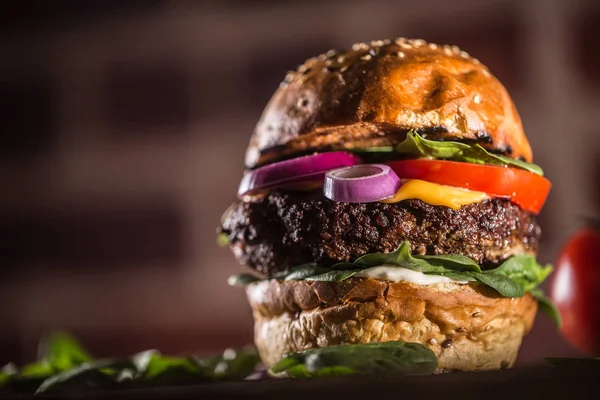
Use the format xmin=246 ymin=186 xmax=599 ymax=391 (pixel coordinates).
xmin=270 ymin=341 xmax=437 ymax=377
xmin=41 ymin=331 xmax=93 ymax=371
xmin=210 ymin=348 xmax=260 ymax=380
xmin=36 ymin=360 xmax=131 ymax=394
xmin=2 ymin=333 xmax=262 ymax=395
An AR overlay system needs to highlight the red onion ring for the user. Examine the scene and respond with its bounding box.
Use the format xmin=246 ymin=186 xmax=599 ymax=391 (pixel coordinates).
xmin=324 ymin=164 xmax=401 ymax=203
xmin=237 ymin=152 xmax=362 ymax=198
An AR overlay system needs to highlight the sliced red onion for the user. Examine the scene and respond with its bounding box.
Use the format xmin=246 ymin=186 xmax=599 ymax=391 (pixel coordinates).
xmin=237 ymin=152 xmax=362 ymax=198
xmin=324 ymin=164 xmax=401 ymax=203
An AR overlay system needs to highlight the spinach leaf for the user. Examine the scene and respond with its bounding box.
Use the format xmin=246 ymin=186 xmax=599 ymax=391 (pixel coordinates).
xmin=395 ymin=131 xmax=544 ymax=175
xmin=473 ymin=272 xmax=524 ymax=297
xmin=285 ymin=265 xmax=331 ymax=281
xmin=41 ymin=332 xmax=93 ymax=371
xmin=0 ymin=364 xmax=16 ymax=387
xmin=270 ymin=341 xmax=437 ymax=377
xmin=530 ymin=288 xmax=562 ymax=328
xmin=305 ymin=270 xmax=358 ymax=282
xmin=414 ymin=253 xmax=483 ymax=272
xmin=35 ymin=346 xmax=261 ymax=394
xmin=36 ymin=360 xmax=130 ymax=394
xmin=354 ymin=241 xmax=482 ymax=273
xmin=143 ymin=355 xmax=203 ymax=381
xmin=217 ymin=233 xmax=229 ymax=247
xmin=493 ymin=256 xmax=553 ymax=292
xmin=209 ymin=348 xmax=261 ymax=380
xmin=19 ymin=361 xmax=54 ymax=379
xmin=227 ymin=274 xmax=262 ymax=286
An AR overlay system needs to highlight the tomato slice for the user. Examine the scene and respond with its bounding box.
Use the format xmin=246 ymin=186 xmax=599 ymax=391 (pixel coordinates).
xmin=385 ymin=159 xmax=551 ymax=214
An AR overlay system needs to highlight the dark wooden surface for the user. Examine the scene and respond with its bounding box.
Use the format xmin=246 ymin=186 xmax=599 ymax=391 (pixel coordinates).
xmin=6 ymin=366 xmax=598 ymax=400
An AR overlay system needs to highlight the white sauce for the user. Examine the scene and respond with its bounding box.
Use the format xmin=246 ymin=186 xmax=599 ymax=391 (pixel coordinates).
xmin=354 ymin=265 xmax=468 ymax=285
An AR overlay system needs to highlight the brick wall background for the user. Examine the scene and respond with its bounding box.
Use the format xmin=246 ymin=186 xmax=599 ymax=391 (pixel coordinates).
xmin=0 ymin=0 xmax=599 ymax=365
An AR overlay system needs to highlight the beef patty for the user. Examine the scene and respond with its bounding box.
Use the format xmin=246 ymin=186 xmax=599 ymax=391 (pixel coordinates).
xmin=220 ymin=190 xmax=541 ymax=277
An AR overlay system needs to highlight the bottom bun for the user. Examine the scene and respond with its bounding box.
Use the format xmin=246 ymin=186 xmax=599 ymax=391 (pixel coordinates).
xmin=246 ymin=278 xmax=537 ymax=372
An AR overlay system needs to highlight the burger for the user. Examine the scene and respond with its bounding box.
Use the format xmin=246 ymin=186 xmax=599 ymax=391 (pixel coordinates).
xmin=219 ymin=38 xmax=559 ymax=374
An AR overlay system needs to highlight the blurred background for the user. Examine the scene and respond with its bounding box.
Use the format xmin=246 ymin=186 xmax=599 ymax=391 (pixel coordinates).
xmin=1 ymin=0 xmax=599 ymax=366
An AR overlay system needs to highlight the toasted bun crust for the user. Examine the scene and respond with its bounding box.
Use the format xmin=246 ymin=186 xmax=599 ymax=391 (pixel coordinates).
xmin=246 ymin=278 xmax=537 ymax=372
xmin=246 ymin=38 xmax=532 ymax=168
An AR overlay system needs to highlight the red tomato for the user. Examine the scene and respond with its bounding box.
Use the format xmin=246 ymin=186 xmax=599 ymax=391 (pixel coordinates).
xmin=385 ymin=159 xmax=552 ymax=214
xmin=550 ymin=228 xmax=600 ymax=356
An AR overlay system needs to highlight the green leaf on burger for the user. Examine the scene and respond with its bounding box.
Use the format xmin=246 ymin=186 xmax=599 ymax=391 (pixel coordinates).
xmin=354 ymin=242 xmax=481 ymax=273
xmin=492 ymin=255 xmax=553 ymax=292
xmin=270 ymin=341 xmax=437 ymax=377
xmin=395 ymin=131 xmax=544 ymax=176
xmin=304 ymin=270 xmax=358 ymax=282
xmin=227 ymin=274 xmax=262 ymax=286
xmin=277 ymin=241 xmax=557 ymax=299
xmin=472 ymin=272 xmax=524 ymax=297
xmin=284 ymin=265 xmax=331 ymax=281
xmin=530 ymin=288 xmax=562 ymax=328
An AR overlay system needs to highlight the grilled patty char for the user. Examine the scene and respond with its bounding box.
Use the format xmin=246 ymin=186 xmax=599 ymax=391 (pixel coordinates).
xmin=220 ymin=190 xmax=541 ymax=277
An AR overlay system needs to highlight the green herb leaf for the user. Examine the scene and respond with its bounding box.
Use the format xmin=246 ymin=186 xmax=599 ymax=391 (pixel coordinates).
xmin=209 ymin=347 xmax=261 ymax=380
xmin=141 ymin=354 xmax=206 ymax=385
xmin=270 ymin=341 xmax=437 ymax=377
xmin=227 ymin=274 xmax=262 ymax=286
xmin=40 ymin=332 xmax=93 ymax=371
xmin=354 ymin=242 xmax=482 ymax=273
xmin=415 ymin=253 xmax=483 ymax=272
xmin=36 ymin=360 xmax=132 ymax=394
xmin=305 ymin=270 xmax=358 ymax=282
xmin=284 ymin=265 xmax=331 ymax=281
xmin=395 ymin=131 xmax=544 ymax=175
xmin=4 ymin=333 xmax=263 ymax=395
xmin=493 ymin=256 xmax=553 ymax=292
xmin=530 ymin=288 xmax=562 ymax=328
xmin=217 ymin=233 xmax=229 ymax=247
xmin=473 ymin=272 xmax=524 ymax=297
xmin=0 ymin=364 xmax=16 ymax=387
xmin=19 ymin=361 xmax=54 ymax=379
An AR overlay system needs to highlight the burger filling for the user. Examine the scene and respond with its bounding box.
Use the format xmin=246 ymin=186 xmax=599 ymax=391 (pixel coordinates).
xmin=221 ymin=131 xmax=559 ymax=327
xmin=220 ymin=191 xmax=540 ymax=277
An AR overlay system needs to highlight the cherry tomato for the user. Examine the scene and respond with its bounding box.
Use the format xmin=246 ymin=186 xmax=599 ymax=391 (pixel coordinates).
xmin=550 ymin=227 xmax=600 ymax=356
xmin=385 ymin=159 xmax=552 ymax=214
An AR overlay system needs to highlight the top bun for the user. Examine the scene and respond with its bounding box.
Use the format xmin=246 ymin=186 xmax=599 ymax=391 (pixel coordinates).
xmin=245 ymin=38 xmax=532 ymax=169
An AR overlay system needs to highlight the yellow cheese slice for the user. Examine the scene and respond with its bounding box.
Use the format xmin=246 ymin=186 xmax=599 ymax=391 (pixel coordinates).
xmin=381 ymin=179 xmax=489 ymax=209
